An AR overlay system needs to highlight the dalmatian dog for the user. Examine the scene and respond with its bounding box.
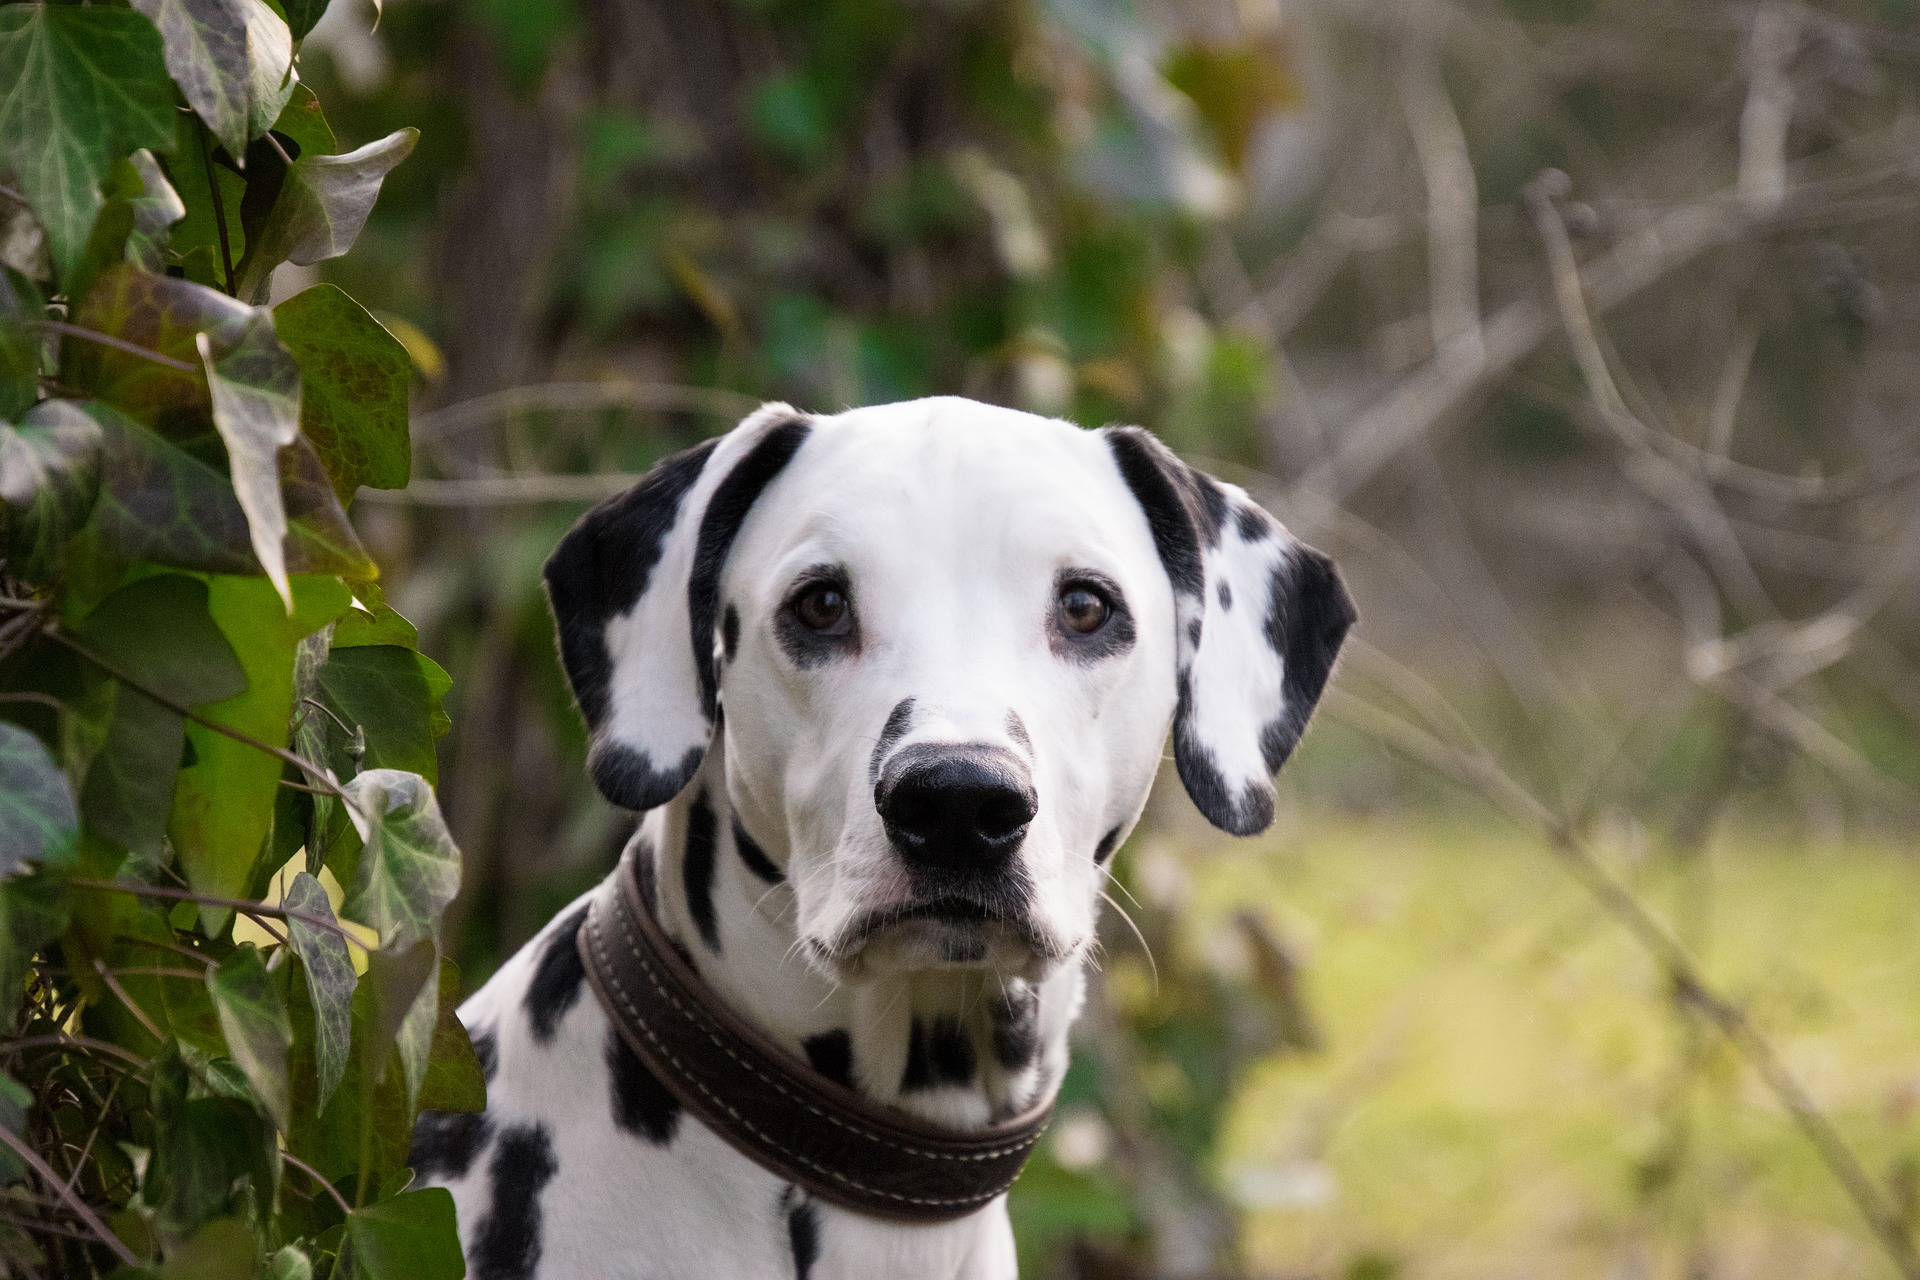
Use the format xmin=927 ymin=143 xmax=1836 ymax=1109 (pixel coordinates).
xmin=409 ymin=397 xmax=1354 ymax=1279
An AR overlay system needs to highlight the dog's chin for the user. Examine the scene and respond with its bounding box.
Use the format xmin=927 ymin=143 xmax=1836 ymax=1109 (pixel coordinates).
xmin=814 ymin=903 xmax=1067 ymax=983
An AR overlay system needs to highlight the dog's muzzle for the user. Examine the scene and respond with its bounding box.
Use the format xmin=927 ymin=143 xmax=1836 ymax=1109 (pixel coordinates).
xmin=876 ymin=743 xmax=1036 ymax=883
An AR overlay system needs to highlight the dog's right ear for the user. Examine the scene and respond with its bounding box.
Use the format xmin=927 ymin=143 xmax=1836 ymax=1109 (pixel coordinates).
xmin=544 ymin=403 xmax=813 ymax=811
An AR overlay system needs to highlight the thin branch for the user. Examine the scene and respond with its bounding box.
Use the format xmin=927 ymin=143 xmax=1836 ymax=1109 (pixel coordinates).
xmin=0 ymin=182 xmax=28 ymax=209
xmin=0 ymin=1034 xmax=152 ymax=1074
xmin=0 ymin=690 xmax=65 ymax=712
xmin=200 ymin=119 xmax=237 ymax=297
xmin=408 ymin=380 xmax=760 ymax=445
xmin=0 ymin=1128 xmax=140 ymax=1266
xmin=51 ymin=630 xmax=350 ymax=801
xmin=282 ymin=1149 xmax=354 ymax=1218
xmin=1400 ymin=30 xmax=1484 ymax=367
xmin=69 ymin=878 xmax=366 ymax=950
xmin=356 ymin=472 xmax=648 ymax=506
xmin=91 ymin=962 xmax=163 ymax=1043
xmin=24 ymin=320 xmax=198 ymax=374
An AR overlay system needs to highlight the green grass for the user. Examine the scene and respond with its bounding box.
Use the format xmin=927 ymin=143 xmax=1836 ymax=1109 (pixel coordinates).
xmin=1156 ymin=814 xmax=1920 ymax=1279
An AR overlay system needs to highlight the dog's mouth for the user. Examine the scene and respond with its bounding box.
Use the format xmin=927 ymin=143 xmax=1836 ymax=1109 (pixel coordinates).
xmin=817 ymin=896 xmax=1067 ymax=980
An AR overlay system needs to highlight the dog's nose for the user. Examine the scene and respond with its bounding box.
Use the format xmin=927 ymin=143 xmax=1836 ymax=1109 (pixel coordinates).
xmin=877 ymin=746 xmax=1036 ymax=870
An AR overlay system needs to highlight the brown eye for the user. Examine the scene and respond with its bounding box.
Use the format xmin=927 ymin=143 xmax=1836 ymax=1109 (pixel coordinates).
xmin=1058 ymin=586 xmax=1110 ymax=636
xmin=793 ymin=584 xmax=851 ymax=635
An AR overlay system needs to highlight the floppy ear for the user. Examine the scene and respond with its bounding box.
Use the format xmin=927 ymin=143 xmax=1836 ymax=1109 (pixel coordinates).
xmin=545 ymin=403 xmax=813 ymax=810
xmin=1105 ymin=427 xmax=1356 ymax=835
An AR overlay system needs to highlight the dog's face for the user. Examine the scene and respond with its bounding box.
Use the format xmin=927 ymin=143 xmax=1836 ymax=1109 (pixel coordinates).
xmin=545 ymin=397 xmax=1353 ymax=984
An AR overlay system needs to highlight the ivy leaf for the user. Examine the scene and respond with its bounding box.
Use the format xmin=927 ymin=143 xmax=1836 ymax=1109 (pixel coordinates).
xmin=146 ymin=1048 xmax=277 ymax=1246
xmin=339 ymin=769 xmax=460 ymax=951
xmin=80 ymin=401 xmax=374 ymax=582
xmin=0 ymin=399 xmax=104 ymax=583
xmin=208 ymin=944 xmax=293 ymax=1132
xmin=157 ymin=1216 xmax=260 ymax=1280
xmin=132 ymin=0 xmax=251 ymax=158
xmin=240 ymin=0 xmax=296 ymax=140
xmin=344 ymin=1188 xmax=463 ymax=1280
xmin=128 ymin=150 xmax=188 ymax=270
xmin=0 ymin=724 xmax=78 ymax=879
xmin=319 ymin=647 xmax=451 ymax=784
xmin=63 ymin=264 xmax=253 ymax=436
xmin=170 ymin=574 xmax=348 ymax=924
xmin=274 ymin=285 xmax=412 ymax=497
xmin=281 ymin=0 xmax=332 ymax=42
xmin=363 ymin=937 xmax=435 ymax=1113
xmin=270 ymin=84 xmax=335 ymax=159
xmin=70 ymin=572 xmax=248 ymax=708
xmin=0 ymin=1071 xmax=29 ymax=1184
xmin=235 ymin=130 xmax=418 ymax=300
xmin=0 ymin=269 xmax=43 ymax=421
xmin=415 ymin=956 xmax=485 ymax=1115
xmin=0 ymin=6 xmax=176 ymax=283
xmin=283 ymin=871 xmax=355 ymax=1112
xmin=266 ymin=1244 xmax=314 ymax=1280
xmin=330 ymin=582 xmax=417 ymax=650
xmin=0 ymin=869 xmax=66 ymax=1034
xmin=196 ymin=311 xmax=303 ymax=609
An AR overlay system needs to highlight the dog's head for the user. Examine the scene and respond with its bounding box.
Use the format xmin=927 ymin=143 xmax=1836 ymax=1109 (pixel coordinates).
xmin=545 ymin=398 xmax=1354 ymax=983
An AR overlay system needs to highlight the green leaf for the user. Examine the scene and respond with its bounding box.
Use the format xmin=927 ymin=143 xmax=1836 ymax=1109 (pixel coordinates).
xmin=363 ymin=937 xmax=435 ymax=1112
xmin=330 ymin=582 xmax=417 ymax=650
xmin=133 ymin=0 xmax=251 ymax=157
xmin=0 ymin=399 xmax=103 ymax=582
xmin=157 ymin=1216 xmax=260 ymax=1280
xmin=266 ymin=1244 xmax=314 ymax=1280
xmin=196 ymin=310 xmax=302 ymax=609
xmin=63 ymin=264 xmax=253 ymax=435
xmin=339 ymin=770 xmax=460 ymax=951
xmin=0 ymin=869 xmax=67 ymax=1034
xmin=270 ymin=83 xmax=335 ymax=159
xmin=240 ymin=0 xmax=296 ymax=140
xmin=0 ymin=1070 xmax=30 ymax=1184
xmin=80 ymin=401 xmax=375 ymax=582
xmin=281 ymin=0 xmax=331 ymax=42
xmin=274 ymin=285 xmax=411 ymax=497
xmin=319 ymin=647 xmax=451 ymax=784
xmin=283 ymin=871 xmax=355 ymax=1112
xmin=146 ymin=1048 xmax=278 ymax=1245
xmin=415 ymin=957 xmax=485 ymax=1115
xmin=234 ymin=130 xmax=418 ymax=300
xmin=208 ymin=944 xmax=293 ymax=1132
xmin=0 ymin=6 xmax=176 ymax=283
xmin=345 ymin=1188 xmax=463 ymax=1280
xmin=70 ymin=572 xmax=249 ymax=708
xmin=0 ymin=268 xmax=43 ymax=421
xmin=0 ymin=723 xmax=78 ymax=877
xmin=169 ymin=574 xmax=348 ymax=922
xmin=77 ymin=681 xmax=180 ymax=859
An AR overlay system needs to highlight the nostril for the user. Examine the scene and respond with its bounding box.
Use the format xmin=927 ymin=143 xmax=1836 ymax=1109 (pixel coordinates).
xmin=973 ymin=791 xmax=1034 ymax=842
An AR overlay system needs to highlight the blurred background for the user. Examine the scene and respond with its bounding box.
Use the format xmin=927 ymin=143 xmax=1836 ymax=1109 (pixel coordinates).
xmin=283 ymin=0 xmax=1920 ymax=1275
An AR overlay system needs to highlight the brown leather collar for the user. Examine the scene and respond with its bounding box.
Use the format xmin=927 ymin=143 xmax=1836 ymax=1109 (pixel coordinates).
xmin=577 ymin=849 xmax=1055 ymax=1222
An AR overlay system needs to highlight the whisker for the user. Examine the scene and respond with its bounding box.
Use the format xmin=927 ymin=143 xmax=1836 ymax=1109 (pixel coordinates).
xmin=1098 ymin=889 xmax=1158 ymax=993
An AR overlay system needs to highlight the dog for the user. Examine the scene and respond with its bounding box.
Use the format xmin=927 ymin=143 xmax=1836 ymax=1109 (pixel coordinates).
xmin=408 ymin=397 xmax=1354 ymax=1279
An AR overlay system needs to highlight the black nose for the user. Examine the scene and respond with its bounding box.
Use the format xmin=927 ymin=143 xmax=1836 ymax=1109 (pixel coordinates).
xmin=877 ymin=745 xmax=1037 ymax=872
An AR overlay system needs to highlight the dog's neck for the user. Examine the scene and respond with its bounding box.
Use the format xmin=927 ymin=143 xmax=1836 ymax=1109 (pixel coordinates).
xmin=629 ymin=745 xmax=1080 ymax=1131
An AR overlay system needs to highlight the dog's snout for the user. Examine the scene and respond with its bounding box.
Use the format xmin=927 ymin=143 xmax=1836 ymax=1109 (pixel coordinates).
xmin=878 ymin=746 xmax=1036 ymax=869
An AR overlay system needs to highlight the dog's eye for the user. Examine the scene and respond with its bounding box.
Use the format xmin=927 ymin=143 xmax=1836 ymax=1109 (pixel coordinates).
xmin=1057 ymin=585 xmax=1110 ymax=636
xmin=793 ymin=584 xmax=851 ymax=635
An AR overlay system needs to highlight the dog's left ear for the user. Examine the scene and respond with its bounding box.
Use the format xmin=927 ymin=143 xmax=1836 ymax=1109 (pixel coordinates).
xmin=1105 ymin=427 xmax=1356 ymax=836
xmin=545 ymin=403 xmax=813 ymax=811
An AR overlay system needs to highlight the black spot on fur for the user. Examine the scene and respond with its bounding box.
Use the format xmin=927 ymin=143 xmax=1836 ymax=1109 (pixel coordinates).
xmin=408 ymin=1107 xmax=492 ymax=1182
xmin=1005 ymin=710 xmax=1030 ymax=751
xmin=721 ymin=603 xmax=740 ymax=662
xmin=668 ymin=935 xmax=698 ymax=970
xmin=1217 ymin=580 xmax=1232 ymax=611
xmin=690 ymin=418 xmax=813 ymax=718
xmin=733 ymin=815 xmax=784 ymax=885
xmin=684 ymin=791 xmax=721 ymax=953
xmin=470 ymin=1124 xmax=558 ymax=1280
xmin=1106 ymin=427 xmax=1204 ymax=597
xmin=524 ymin=903 xmax=589 ymax=1043
xmin=544 ymin=440 xmax=716 ymax=734
xmin=473 ymin=1026 xmax=498 ymax=1082
xmin=544 ymin=439 xmax=718 ymax=812
xmin=868 ymin=697 xmax=915 ymax=784
xmin=784 ymin=1186 xmax=820 ymax=1280
xmin=1095 ymin=826 xmax=1122 ymax=864
xmin=1236 ymin=504 xmax=1271 ymax=542
xmin=606 ymin=1026 xmax=681 ymax=1144
xmin=803 ymin=1030 xmax=855 ymax=1091
xmin=991 ymin=984 xmax=1040 ymax=1068
xmin=1187 ymin=617 xmax=1204 ymax=647
xmin=1258 ymin=547 xmax=1357 ymax=773
xmin=1171 ymin=669 xmax=1263 ymax=835
xmin=902 ymin=1015 xmax=976 ymax=1091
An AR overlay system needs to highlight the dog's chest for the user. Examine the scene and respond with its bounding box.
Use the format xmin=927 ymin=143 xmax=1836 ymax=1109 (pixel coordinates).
xmin=410 ymin=893 xmax=1015 ymax=1280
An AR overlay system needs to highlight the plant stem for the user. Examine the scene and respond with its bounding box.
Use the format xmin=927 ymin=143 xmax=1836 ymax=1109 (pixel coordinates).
xmin=199 ymin=119 xmax=237 ymax=296
xmin=0 ymin=1129 xmax=140 ymax=1267
xmin=70 ymin=879 xmax=366 ymax=950
xmin=0 ymin=1034 xmax=151 ymax=1073
xmin=90 ymin=962 xmax=164 ymax=1043
xmin=282 ymin=1149 xmax=355 ymax=1218
xmin=28 ymin=320 xmax=200 ymax=373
